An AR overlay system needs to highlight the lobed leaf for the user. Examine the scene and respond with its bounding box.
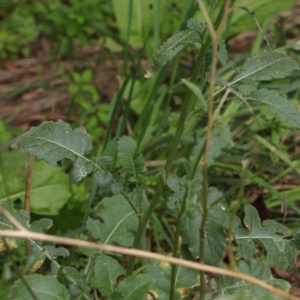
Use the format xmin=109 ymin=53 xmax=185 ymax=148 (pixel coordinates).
xmin=117 ymin=136 xmax=144 ymax=181
xmin=9 ymin=120 xmax=93 ymax=183
xmin=234 ymin=205 xmax=297 ymax=270
xmin=145 ymin=30 xmax=196 ymax=78
xmin=234 ymin=50 xmax=299 ymax=82
xmin=248 ymin=88 xmax=300 ymax=129
xmin=209 ymin=258 xmax=290 ymax=300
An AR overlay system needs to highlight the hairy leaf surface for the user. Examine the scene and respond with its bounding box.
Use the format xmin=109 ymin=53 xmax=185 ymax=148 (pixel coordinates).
xmin=235 ymin=205 xmax=297 ymax=270
xmin=9 ymin=274 xmax=70 ymax=300
xmin=234 ymin=50 xmax=299 ymax=82
xmin=94 ymin=255 xmax=124 ymax=297
xmin=248 ymin=88 xmax=300 ymax=129
xmin=86 ymin=194 xmax=139 ymax=247
xmin=117 ymin=136 xmax=144 ymax=181
xmin=145 ymin=30 xmax=196 ymax=78
xmin=9 ymin=120 xmax=93 ymax=183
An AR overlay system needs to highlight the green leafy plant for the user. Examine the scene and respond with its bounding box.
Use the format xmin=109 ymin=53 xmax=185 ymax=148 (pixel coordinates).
xmin=1 ymin=1 xmax=300 ymax=300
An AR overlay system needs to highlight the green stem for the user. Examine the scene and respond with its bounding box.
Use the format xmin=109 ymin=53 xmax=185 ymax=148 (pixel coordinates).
xmin=126 ymin=37 xmax=212 ymax=276
xmin=169 ymin=187 xmax=188 ymax=300
xmin=227 ymin=163 xmax=247 ymax=269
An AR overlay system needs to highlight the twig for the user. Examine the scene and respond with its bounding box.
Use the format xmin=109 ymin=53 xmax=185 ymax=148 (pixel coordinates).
xmin=0 ymin=205 xmax=298 ymax=300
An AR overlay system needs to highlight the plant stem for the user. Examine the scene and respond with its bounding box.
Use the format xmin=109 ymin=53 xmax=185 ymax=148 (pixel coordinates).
xmin=197 ymin=1 xmax=230 ymax=299
xmin=169 ymin=187 xmax=188 ymax=300
xmin=126 ymin=35 xmax=212 ymax=277
xmin=227 ymin=161 xmax=247 ymax=269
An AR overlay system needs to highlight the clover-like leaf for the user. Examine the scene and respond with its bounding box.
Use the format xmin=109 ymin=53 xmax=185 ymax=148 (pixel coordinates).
xmin=9 ymin=120 xmax=93 ymax=183
xmin=234 ymin=204 xmax=297 ymax=270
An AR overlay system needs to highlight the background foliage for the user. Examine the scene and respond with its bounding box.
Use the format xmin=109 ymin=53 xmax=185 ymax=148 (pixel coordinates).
xmin=0 ymin=0 xmax=300 ymax=299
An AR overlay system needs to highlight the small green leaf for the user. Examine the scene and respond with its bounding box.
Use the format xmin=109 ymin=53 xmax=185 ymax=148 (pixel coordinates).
xmin=109 ymin=274 xmax=153 ymax=300
xmin=166 ymin=175 xmax=180 ymax=193
xmin=9 ymin=121 xmax=93 ymax=184
xmin=94 ymin=170 xmax=113 ymax=189
xmin=181 ymin=78 xmax=207 ymax=110
xmin=94 ymin=255 xmax=125 ymax=296
xmin=234 ymin=50 xmax=299 ymax=82
xmin=86 ymin=194 xmax=139 ymax=247
xmin=235 ymin=205 xmax=297 ymax=270
xmin=9 ymin=274 xmax=70 ymax=300
xmin=117 ymin=136 xmax=144 ymax=181
xmin=62 ymin=266 xmax=90 ymax=296
xmin=145 ymin=30 xmax=195 ymax=78
xmin=81 ymin=69 xmax=93 ymax=83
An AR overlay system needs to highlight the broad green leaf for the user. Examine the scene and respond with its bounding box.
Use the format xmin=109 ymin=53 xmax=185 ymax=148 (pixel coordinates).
xmin=86 ymin=194 xmax=139 ymax=247
xmin=112 ymin=0 xmax=157 ymax=48
xmin=9 ymin=120 xmax=93 ymax=184
xmin=209 ymin=258 xmax=290 ymax=300
xmin=248 ymin=88 xmax=300 ymax=129
xmin=109 ymin=274 xmax=153 ymax=300
xmin=0 ymin=151 xmax=71 ymax=215
xmin=94 ymin=255 xmax=125 ymax=296
xmin=182 ymin=187 xmax=227 ymax=265
xmin=117 ymin=136 xmax=144 ymax=181
xmin=145 ymin=30 xmax=196 ymax=78
xmin=235 ymin=205 xmax=297 ymax=270
xmin=234 ymin=50 xmax=299 ymax=82
xmin=144 ymin=259 xmax=199 ymax=300
xmin=9 ymin=274 xmax=70 ymax=300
